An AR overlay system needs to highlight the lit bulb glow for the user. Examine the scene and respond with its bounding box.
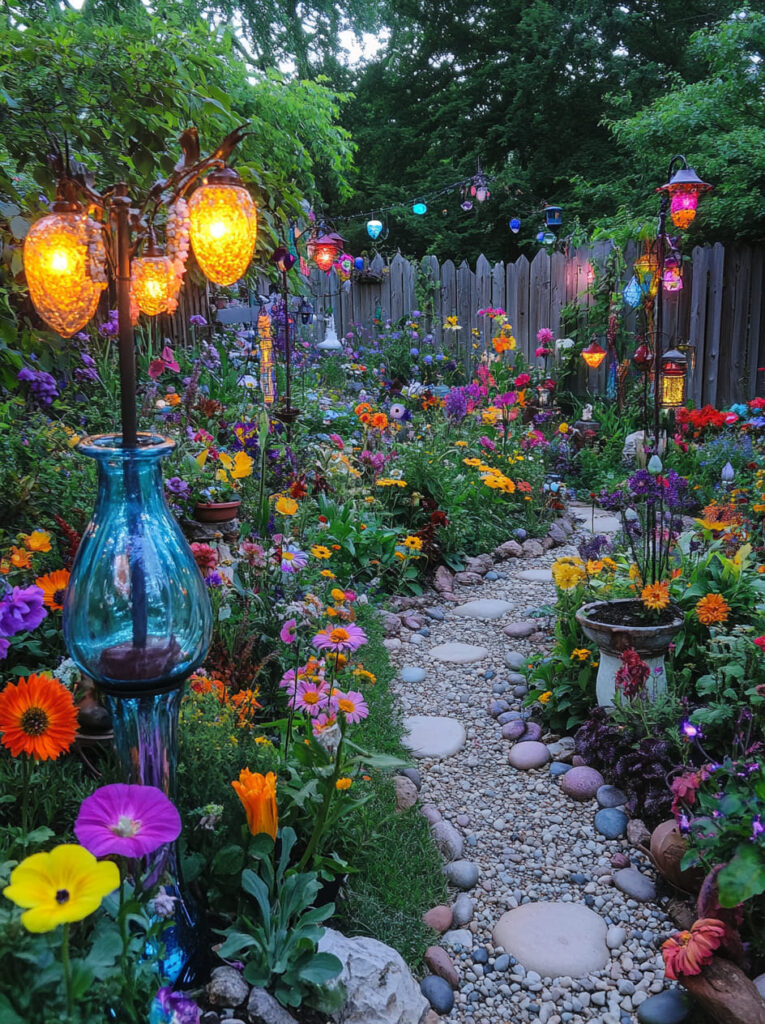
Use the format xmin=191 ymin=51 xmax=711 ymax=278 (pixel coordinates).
xmin=131 ymin=255 xmax=180 ymax=317
xmin=189 ymin=182 xmax=257 ymax=286
xmin=670 ymin=191 xmax=698 ymax=230
xmin=661 ymin=374 xmax=685 ymax=408
xmin=23 ymin=211 xmax=106 ymax=337
xmin=581 ymin=342 xmax=606 ymax=369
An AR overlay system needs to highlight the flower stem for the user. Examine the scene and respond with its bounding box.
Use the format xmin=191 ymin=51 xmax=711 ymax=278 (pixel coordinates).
xmin=61 ymin=923 xmax=73 ymax=1020
xmin=296 ymin=728 xmax=345 ymax=873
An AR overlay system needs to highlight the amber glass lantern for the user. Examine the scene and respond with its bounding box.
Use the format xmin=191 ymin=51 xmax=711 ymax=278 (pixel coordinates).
xmin=658 ymin=166 xmax=712 ymax=230
xmin=581 ymin=341 xmax=606 ymax=369
xmin=634 ymin=251 xmax=659 ymax=299
xmin=306 ymin=231 xmax=345 ymax=274
xmin=131 ymin=251 xmax=180 ymax=317
xmin=660 ymin=348 xmax=688 ymax=408
xmin=188 ymin=167 xmax=257 ymax=286
xmin=23 ymin=202 xmax=107 ymax=337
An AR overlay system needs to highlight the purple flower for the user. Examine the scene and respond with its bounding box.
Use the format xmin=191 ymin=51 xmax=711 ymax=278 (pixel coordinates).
xmin=74 ymin=783 xmax=182 ymax=858
xmin=444 ymin=388 xmax=467 ymax=422
xmin=494 ymin=391 xmax=516 ymax=407
xmin=189 ymin=314 xmax=208 ymax=327
xmin=149 ymin=986 xmax=200 ymax=1024
xmin=423 ymin=354 xmax=433 ymax=365
xmin=99 ymin=310 xmax=120 ymax=338
xmin=18 ymin=367 xmax=59 ymax=406
xmin=0 ymin=586 xmax=47 ymax=637
xmin=0 ymin=637 xmax=9 ymax=660
xmin=281 ymin=545 xmax=308 ymax=573
xmin=199 ymin=340 xmax=221 ymax=371
xmin=280 ymin=618 xmax=297 ymax=644
xmin=753 ymin=816 xmax=764 ymax=838
xmin=410 ymin=347 xmax=419 ymax=358
xmin=411 ymin=310 xmax=422 ymax=318
xmin=165 ymin=477 xmax=191 ymax=498
xmin=204 ymin=571 xmax=224 ymax=587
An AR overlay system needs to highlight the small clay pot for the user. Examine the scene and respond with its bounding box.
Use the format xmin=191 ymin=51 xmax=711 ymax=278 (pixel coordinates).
xmin=194 ymin=499 xmax=241 ymax=523
xmin=650 ymin=818 xmax=705 ymax=893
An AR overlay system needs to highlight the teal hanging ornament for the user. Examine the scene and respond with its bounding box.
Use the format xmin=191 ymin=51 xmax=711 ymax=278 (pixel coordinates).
xmin=288 ymin=223 xmax=299 ymax=259
xmin=412 ymin=202 xmax=427 ymax=215
xmin=622 ymin=276 xmax=641 ymax=308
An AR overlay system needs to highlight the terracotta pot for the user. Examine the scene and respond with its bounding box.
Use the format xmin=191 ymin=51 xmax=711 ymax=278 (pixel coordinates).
xmin=194 ymin=499 xmax=241 ymax=523
xmin=649 ymin=819 xmax=705 ymax=893
xmin=575 ymin=598 xmax=684 ymax=706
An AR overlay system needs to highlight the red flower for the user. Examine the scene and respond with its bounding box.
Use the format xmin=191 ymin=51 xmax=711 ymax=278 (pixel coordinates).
xmin=190 ymin=543 xmax=218 ymax=573
xmin=749 ymin=397 xmax=765 ymax=410
xmin=755 ymin=637 xmax=765 ymax=651
xmin=661 ymin=918 xmax=726 ymax=980
xmin=514 ymin=372 xmax=531 ymax=388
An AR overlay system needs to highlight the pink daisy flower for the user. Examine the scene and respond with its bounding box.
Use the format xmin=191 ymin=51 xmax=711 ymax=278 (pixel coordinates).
xmin=312 ymin=623 xmax=367 ymax=654
xmin=312 ymin=712 xmax=337 ymax=736
xmin=331 ymin=689 xmax=369 ymax=724
xmin=292 ymin=680 xmax=330 ymax=715
xmin=280 ymin=618 xmax=297 ymax=644
xmin=281 ymin=545 xmax=308 ymax=573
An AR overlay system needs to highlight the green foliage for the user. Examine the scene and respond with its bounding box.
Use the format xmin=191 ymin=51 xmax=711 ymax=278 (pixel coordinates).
xmin=217 ymin=828 xmax=343 ymax=1009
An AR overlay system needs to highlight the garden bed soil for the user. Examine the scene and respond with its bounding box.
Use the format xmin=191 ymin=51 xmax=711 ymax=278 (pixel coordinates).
xmin=585 ymin=600 xmax=681 ymax=628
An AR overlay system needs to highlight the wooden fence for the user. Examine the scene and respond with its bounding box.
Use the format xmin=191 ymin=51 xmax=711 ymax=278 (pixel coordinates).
xmin=299 ymin=242 xmax=765 ymax=408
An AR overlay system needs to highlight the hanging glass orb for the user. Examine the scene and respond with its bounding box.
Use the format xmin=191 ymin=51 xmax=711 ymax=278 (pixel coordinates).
xmin=536 ymin=231 xmax=546 ymax=242
xmin=188 ymin=168 xmax=257 ymax=286
xmin=581 ymin=341 xmax=607 ymax=369
xmin=131 ymin=253 xmax=179 ymax=317
xmin=509 ymin=218 xmax=521 ymax=233
xmin=354 ymin=256 xmax=364 ymax=271
xmin=366 ymin=219 xmax=383 ymax=239
xmin=622 ymin=275 xmax=642 ymax=308
xmin=307 ymin=231 xmax=345 ymax=274
xmin=632 ymin=342 xmax=653 ymax=371
xmin=23 ymin=204 xmax=107 ymax=337
xmin=542 ymin=231 xmax=557 ymax=245
xmin=412 ymin=202 xmax=427 ymax=215
xmin=461 ymin=200 xmax=473 ymax=211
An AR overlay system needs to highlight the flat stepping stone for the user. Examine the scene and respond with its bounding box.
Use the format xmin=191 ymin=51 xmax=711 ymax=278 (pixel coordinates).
xmin=571 ymin=506 xmax=622 ymax=534
xmin=507 ymin=741 xmax=550 ymax=770
xmin=492 ymin=902 xmax=608 ymax=978
xmin=401 ymin=666 xmax=426 ymax=684
xmin=518 ymin=568 xmax=554 ymax=582
xmin=613 ymin=867 xmax=656 ymax=902
xmin=403 ymin=716 xmax=466 ymax=758
xmin=430 ymin=642 xmax=488 ymax=664
xmin=453 ymin=599 xmax=513 ymax=619
xmin=503 ymin=620 xmax=537 ymax=638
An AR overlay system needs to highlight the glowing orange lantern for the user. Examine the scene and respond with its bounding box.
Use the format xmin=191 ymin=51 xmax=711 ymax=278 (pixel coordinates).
xmin=581 ymin=341 xmax=606 ymax=369
xmin=23 ymin=203 xmax=107 ymax=337
xmin=634 ymin=251 xmax=659 ymax=299
xmin=660 ymin=348 xmax=688 ymax=408
xmin=306 ymin=231 xmax=345 ymax=274
xmin=188 ymin=167 xmax=257 ymax=286
xmin=658 ymin=166 xmax=711 ymax=230
xmin=131 ymin=251 xmax=180 ymax=317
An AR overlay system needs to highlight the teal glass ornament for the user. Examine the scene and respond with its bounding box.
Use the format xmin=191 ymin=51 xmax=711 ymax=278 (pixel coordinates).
xmin=366 ymin=219 xmax=383 ymax=239
xmin=412 ymin=202 xmax=427 ymax=215
xmin=63 ymin=434 xmax=212 ymax=696
xmin=622 ymin=276 xmax=642 ymax=308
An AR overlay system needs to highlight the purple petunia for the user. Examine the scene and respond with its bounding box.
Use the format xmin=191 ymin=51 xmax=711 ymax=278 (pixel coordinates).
xmin=0 ymin=586 xmax=47 ymax=637
xmin=18 ymin=367 xmax=59 ymax=406
xmin=165 ymin=477 xmax=191 ymax=498
xmin=74 ymin=783 xmax=182 ymax=858
xmin=189 ymin=314 xmax=208 ymax=327
xmin=149 ymin=986 xmax=200 ymax=1024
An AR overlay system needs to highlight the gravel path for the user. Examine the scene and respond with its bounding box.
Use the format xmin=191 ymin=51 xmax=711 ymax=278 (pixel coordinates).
xmin=385 ymin=536 xmax=683 ymax=1024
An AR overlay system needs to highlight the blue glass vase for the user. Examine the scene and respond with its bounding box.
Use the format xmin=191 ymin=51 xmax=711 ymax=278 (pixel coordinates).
xmin=62 ymin=433 xmax=213 ymax=983
xmin=63 ymin=433 xmax=212 ymax=695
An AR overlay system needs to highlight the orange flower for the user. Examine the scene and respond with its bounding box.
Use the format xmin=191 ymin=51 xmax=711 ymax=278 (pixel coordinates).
xmin=9 ymin=547 xmax=33 ymax=569
xmin=370 ymin=412 xmax=388 ymax=431
xmin=360 ymin=413 xmax=371 ymax=425
xmin=232 ymin=768 xmax=278 ymax=839
xmin=0 ymin=674 xmax=78 ymax=761
xmin=34 ymin=569 xmax=71 ymax=611
xmin=661 ymin=918 xmax=726 ymax=979
xmin=641 ymin=580 xmax=670 ymax=611
xmin=354 ymin=402 xmax=372 ymax=417
xmin=696 ymin=593 xmax=730 ymax=626
xmin=23 ymin=531 xmax=52 ymax=553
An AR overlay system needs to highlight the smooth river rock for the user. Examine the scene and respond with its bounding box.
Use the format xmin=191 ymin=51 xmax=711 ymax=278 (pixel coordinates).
xmin=403 ymin=716 xmax=466 ymax=758
xmin=430 ymin=642 xmax=489 ymax=664
xmin=453 ymin=599 xmax=513 ymax=619
xmin=560 ymin=765 xmax=605 ymax=801
xmin=613 ymin=867 xmax=657 ymax=902
xmin=507 ymin=741 xmax=550 ymax=770
xmin=492 ymin=902 xmax=609 ymax=978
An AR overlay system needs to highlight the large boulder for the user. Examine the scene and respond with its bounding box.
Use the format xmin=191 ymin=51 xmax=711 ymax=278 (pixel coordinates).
xmin=318 ymin=928 xmax=430 ymax=1024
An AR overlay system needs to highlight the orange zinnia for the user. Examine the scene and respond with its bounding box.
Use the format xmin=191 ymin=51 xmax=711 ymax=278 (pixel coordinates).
xmin=641 ymin=580 xmax=670 ymax=611
xmin=0 ymin=674 xmax=78 ymax=761
xmin=696 ymin=593 xmax=730 ymax=626
xmin=23 ymin=531 xmax=52 ymax=553
xmin=232 ymin=768 xmax=278 ymax=839
xmin=10 ymin=546 xmax=33 ymax=569
xmin=661 ymin=918 xmax=726 ymax=979
xmin=370 ymin=412 xmax=389 ymax=431
xmin=34 ymin=569 xmax=71 ymax=611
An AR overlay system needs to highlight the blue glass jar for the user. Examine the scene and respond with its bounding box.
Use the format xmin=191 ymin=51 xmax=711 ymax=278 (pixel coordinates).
xmin=63 ymin=433 xmax=212 ymax=696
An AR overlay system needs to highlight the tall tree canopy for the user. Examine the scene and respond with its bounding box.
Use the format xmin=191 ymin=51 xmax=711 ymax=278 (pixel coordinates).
xmin=334 ymin=0 xmax=761 ymax=260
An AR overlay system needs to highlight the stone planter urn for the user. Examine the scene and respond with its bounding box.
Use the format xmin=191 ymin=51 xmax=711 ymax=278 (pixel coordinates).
xmin=575 ymin=598 xmax=684 ymax=707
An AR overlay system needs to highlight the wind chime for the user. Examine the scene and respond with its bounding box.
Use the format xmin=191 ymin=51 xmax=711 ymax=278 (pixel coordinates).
xmin=258 ymin=307 xmax=275 ymax=405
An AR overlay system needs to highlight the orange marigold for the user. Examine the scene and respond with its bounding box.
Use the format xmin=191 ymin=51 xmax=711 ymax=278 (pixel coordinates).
xmin=370 ymin=412 xmax=389 ymax=431
xmin=641 ymin=580 xmax=670 ymax=612
xmin=0 ymin=674 xmax=78 ymax=761
xmin=661 ymin=918 xmax=726 ymax=980
xmin=696 ymin=593 xmax=730 ymax=626
xmin=34 ymin=569 xmax=71 ymax=611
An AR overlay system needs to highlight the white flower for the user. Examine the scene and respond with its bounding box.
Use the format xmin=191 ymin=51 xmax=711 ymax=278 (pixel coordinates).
xmin=555 ymin=337 xmax=575 ymax=352
xmin=389 ymin=403 xmax=407 ymax=420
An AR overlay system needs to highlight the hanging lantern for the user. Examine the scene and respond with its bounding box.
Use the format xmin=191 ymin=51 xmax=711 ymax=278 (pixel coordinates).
xmin=660 ymin=348 xmax=688 ymax=408
xmin=306 ymin=230 xmax=345 ymax=274
xmin=334 ymin=253 xmax=354 ymax=284
xmin=366 ymin=219 xmax=383 ymax=240
xmin=23 ymin=203 xmax=107 ymax=337
xmin=130 ymin=251 xmax=179 ymax=317
xmin=658 ymin=165 xmax=712 ymax=230
xmin=543 ymin=205 xmax=563 ymax=230
xmin=471 ymin=158 xmax=490 ymax=203
xmin=632 ymin=343 xmax=653 ymax=372
xmin=188 ymin=167 xmax=257 ymax=286
xmin=542 ymin=231 xmax=557 ymax=245
xmin=509 ymin=218 xmax=521 ymax=233
xmin=582 ymin=341 xmax=607 ymax=369
xmin=634 ymin=251 xmax=659 ymax=298
xmin=622 ymin=275 xmax=642 ymax=308
xmin=299 ymin=298 xmax=314 ymax=325
xmin=662 ymin=255 xmax=683 ymax=292
xmin=412 ymin=202 xmax=427 ymax=215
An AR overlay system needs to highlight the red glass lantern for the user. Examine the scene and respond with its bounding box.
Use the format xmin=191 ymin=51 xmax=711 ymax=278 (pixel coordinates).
xmin=306 ymin=231 xmax=345 ymax=274
xmin=662 ymin=255 xmax=683 ymax=292
xmin=581 ymin=341 xmax=606 ymax=369
xmin=632 ymin=343 xmax=653 ymax=372
xmin=658 ymin=166 xmax=711 ymax=230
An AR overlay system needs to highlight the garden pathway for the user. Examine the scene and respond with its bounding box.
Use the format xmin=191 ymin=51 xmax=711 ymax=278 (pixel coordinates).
xmin=384 ymin=536 xmax=690 ymax=1024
